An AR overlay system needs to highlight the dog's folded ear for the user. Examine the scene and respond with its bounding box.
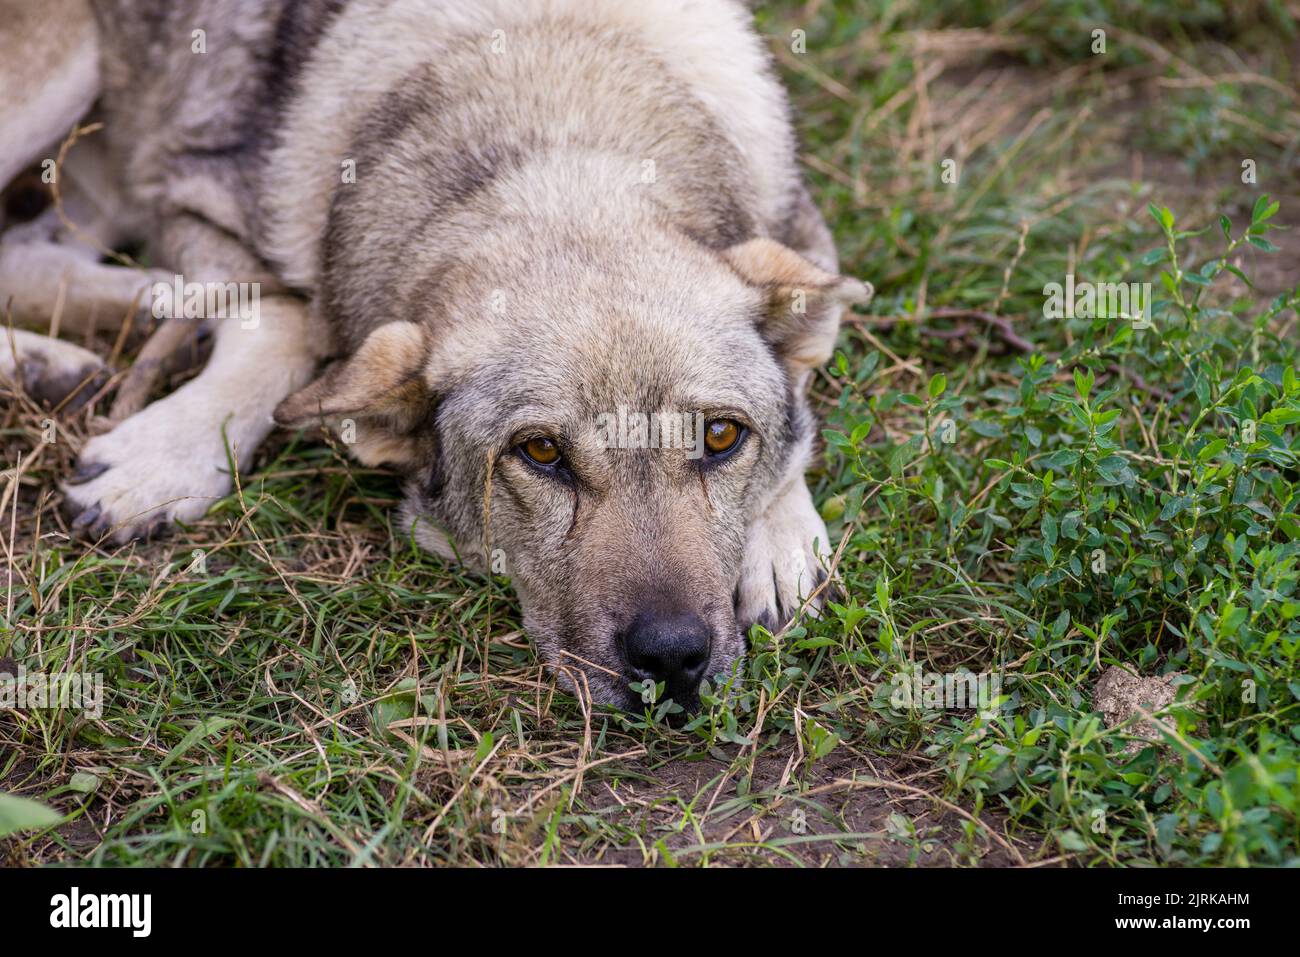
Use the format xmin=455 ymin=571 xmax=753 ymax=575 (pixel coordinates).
xmin=723 ymin=237 xmax=872 ymax=371
xmin=274 ymin=320 xmax=432 ymax=466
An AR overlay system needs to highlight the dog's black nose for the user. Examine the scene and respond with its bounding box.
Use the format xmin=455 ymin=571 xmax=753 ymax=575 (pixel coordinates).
xmin=621 ymin=610 xmax=712 ymax=706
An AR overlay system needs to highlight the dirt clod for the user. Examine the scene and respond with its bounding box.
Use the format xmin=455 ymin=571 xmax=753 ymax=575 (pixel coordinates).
xmin=1093 ymin=666 xmax=1182 ymax=754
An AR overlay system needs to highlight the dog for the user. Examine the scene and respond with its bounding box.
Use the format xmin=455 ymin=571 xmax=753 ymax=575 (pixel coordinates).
xmin=0 ymin=0 xmax=871 ymax=711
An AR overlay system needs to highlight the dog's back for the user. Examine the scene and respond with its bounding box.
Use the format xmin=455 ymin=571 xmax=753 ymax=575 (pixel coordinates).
xmin=77 ymin=0 xmax=811 ymax=315
xmin=257 ymin=0 xmax=806 ymax=304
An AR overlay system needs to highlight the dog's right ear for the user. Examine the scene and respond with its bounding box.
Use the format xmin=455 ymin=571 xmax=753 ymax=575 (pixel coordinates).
xmin=723 ymin=238 xmax=872 ymax=371
xmin=274 ymin=321 xmax=432 ymax=466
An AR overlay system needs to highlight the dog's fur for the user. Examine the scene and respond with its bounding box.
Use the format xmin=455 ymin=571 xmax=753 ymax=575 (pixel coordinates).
xmin=1 ymin=0 xmax=870 ymax=709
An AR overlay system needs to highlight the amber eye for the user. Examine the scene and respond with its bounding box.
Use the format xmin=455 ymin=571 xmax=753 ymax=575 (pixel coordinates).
xmin=520 ymin=436 xmax=561 ymax=466
xmin=704 ymin=419 xmax=743 ymax=456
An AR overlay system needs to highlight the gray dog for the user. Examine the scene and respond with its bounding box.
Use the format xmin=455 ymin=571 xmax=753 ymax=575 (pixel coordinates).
xmin=0 ymin=0 xmax=870 ymax=710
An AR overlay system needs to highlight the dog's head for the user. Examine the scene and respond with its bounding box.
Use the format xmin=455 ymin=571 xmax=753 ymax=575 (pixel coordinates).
xmin=276 ymin=227 xmax=868 ymax=710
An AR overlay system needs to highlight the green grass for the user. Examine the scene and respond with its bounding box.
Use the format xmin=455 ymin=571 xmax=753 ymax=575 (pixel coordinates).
xmin=3 ymin=0 xmax=1299 ymax=866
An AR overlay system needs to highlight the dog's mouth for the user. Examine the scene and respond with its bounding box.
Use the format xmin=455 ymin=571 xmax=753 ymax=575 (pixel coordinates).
xmin=543 ymin=635 xmax=735 ymax=715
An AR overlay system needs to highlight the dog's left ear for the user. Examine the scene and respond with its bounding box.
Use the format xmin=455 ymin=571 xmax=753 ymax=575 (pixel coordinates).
xmin=724 ymin=237 xmax=872 ymax=370
xmin=274 ymin=320 xmax=432 ymax=466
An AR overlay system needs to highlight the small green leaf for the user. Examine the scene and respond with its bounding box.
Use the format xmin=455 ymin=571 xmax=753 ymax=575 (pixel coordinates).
xmin=0 ymin=794 xmax=62 ymax=837
xmin=1252 ymin=194 xmax=1278 ymax=224
xmin=1160 ymin=496 xmax=1190 ymax=521
xmin=1148 ymin=203 xmax=1174 ymax=231
xmin=1223 ymin=264 xmax=1253 ymax=289
xmin=1197 ymin=439 xmax=1227 ymax=462
xmin=1058 ymin=829 xmax=1088 ymax=852
xmin=1051 ymin=609 xmax=1070 ymax=638
xmin=69 ymin=772 xmax=99 ymax=795
xmin=1073 ymin=367 xmax=1093 ymax=400
xmin=819 ymin=493 xmax=846 ymax=522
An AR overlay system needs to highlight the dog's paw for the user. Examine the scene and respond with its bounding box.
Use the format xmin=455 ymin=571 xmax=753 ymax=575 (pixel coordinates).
xmin=0 ymin=330 xmax=109 ymax=411
xmin=61 ymin=389 xmax=234 ymax=543
xmin=735 ymin=480 xmax=834 ymax=635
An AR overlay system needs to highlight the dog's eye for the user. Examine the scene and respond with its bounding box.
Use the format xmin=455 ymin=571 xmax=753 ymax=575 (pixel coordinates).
xmin=520 ymin=436 xmax=561 ymax=466
xmin=703 ymin=418 xmax=744 ymax=457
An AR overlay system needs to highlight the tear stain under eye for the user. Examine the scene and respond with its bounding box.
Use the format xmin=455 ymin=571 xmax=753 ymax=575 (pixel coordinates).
xmin=480 ymin=449 xmax=498 ymax=568
xmin=563 ymin=484 xmax=581 ymax=542
xmin=498 ymin=476 xmax=528 ymax=512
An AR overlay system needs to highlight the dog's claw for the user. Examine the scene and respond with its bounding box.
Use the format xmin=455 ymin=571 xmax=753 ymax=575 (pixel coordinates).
xmin=68 ymin=462 xmax=110 ymax=485
xmin=70 ymin=502 xmax=102 ymax=531
xmin=814 ymin=567 xmax=844 ymax=605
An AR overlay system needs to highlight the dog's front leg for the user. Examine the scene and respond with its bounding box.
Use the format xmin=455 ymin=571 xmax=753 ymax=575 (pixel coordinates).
xmin=735 ymin=473 xmax=834 ymax=634
xmin=62 ymin=297 xmax=317 ymax=542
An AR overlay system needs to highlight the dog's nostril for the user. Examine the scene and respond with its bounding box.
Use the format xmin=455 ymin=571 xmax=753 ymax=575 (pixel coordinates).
xmin=682 ymin=651 xmax=706 ymax=672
